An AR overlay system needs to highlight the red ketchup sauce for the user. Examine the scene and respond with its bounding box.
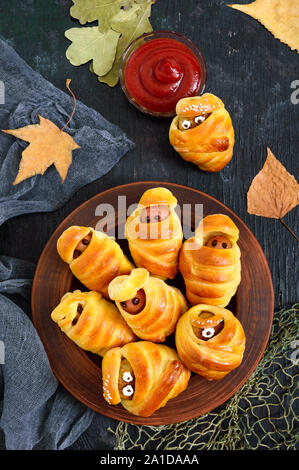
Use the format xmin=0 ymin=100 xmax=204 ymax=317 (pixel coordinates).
xmin=124 ymin=38 xmax=203 ymax=114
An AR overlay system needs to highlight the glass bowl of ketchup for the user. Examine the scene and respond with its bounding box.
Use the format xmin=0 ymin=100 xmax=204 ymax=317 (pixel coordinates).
xmin=120 ymin=30 xmax=207 ymax=117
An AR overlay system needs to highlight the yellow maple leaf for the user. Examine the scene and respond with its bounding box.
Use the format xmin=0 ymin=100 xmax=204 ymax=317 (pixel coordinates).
xmin=2 ymin=79 xmax=80 ymax=185
xmin=247 ymin=147 xmax=299 ymax=219
xmin=228 ymin=0 xmax=299 ymax=53
xmin=3 ymin=115 xmax=80 ymax=185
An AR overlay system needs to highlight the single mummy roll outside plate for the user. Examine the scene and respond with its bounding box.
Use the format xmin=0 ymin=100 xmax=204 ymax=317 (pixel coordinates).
xmin=169 ymin=93 xmax=235 ymax=172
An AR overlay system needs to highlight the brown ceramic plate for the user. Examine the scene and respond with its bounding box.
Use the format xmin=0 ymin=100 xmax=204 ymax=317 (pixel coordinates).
xmin=31 ymin=182 xmax=274 ymax=425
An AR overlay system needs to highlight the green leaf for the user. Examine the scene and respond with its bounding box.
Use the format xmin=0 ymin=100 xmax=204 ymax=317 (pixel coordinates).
xmin=65 ymin=27 xmax=120 ymax=76
xmin=97 ymin=1 xmax=153 ymax=87
xmin=70 ymin=0 xmax=123 ymax=32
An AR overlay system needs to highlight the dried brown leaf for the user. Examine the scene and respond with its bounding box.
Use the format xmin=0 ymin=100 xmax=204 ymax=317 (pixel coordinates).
xmin=247 ymin=147 xmax=299 ymax=219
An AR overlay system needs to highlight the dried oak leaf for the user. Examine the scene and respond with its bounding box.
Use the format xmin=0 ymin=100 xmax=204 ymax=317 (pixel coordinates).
xmin=228 ymin=0 xmax=299 ymax=53
xmin=70 ymin=0 xmax=123 ymax=31
xmin=3 ymin=115 xmax=80 ymax=185
xmin=97 ymin=0 xmax=153 ymax=87
xmin=247 ymin=148 xmax=299 ymax=219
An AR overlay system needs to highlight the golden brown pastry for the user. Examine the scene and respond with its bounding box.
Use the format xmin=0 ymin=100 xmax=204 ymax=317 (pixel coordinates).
xmin=179 ymin=214 xmax=241 ymax=307
xmin=108 ymin=268 xmax=188 ymax=342
xmin=102 ymin=341 xmax=191 ymax=416
xmin=125 ymin=187 xmax=183 ymax=279
xmin=57 ymin=226 xmax=134 ymax=298
xmin=169 ymin=93 xmax=235 ymax=172
xmin=51 ymin=290 xmax=136 ymax=356
xmin=175 ymin=304 xmax=246 ymax=380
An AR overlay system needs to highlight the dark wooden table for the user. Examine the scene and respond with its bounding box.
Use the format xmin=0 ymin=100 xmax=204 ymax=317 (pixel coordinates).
xmin=0 ymin=0 xmax=298 ymax=450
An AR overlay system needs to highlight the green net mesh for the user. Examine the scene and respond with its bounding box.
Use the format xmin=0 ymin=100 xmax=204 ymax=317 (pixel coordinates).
xmin=110 ymin=304 xmax=299 ymax=450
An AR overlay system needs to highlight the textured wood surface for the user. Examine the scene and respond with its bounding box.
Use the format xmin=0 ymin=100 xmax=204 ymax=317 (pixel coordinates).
xmin=31 ymin=182 xmax=274 ymax=425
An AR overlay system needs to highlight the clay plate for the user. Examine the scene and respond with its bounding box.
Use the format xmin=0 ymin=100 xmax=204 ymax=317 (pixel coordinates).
xmin=31 ymin=182 xmax=274 ymax=425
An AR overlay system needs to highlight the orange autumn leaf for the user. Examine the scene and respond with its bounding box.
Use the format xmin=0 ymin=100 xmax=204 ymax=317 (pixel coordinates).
xmin=247 ymin=147 xmax=299 ymax=219
xmin=3 ymin=115 xmax=80 ymax=185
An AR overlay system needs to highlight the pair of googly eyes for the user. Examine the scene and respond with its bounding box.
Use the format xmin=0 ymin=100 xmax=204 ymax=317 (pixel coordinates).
xmin=181 ymin=115 xmax=206 ymax=130
xmin=122 ymin=371 xmax=134 ymax=397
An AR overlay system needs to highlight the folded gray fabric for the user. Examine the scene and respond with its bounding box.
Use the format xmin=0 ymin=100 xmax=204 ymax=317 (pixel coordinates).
xmin=0 ymin=256 xmax=95 ymax=450
xmin=0 ymin=38 xmax=134 ymax=448
xmin=0 ymin=37 xmax=135 ymax=226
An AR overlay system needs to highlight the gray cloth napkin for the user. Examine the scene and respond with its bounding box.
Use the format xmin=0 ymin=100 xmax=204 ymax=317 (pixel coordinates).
xmin=0 ymin=37 xmax=135 ymax=226
xmin=0 ymin=255 xmax=95 ymax=450
xmin=0 ymin=37 xmax=135 ymax=449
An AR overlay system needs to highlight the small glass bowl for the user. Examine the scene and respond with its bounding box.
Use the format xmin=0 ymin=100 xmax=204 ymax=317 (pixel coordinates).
xmin=119 ymin=30 xmax=207 ymax=118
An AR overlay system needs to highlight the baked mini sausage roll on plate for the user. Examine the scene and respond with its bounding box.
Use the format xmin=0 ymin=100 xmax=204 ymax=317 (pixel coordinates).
xmin=57 ymin=226 xmax=134 ymax=299
xmin=175 ymin=304 xmax=246 ymax=380
xmin=102 ymin=341 xmax=191 ymax=417
xmin=51 ymin=290 xmax=136 ymax=356
xmin=125 ymin=187 xmax=183 ymax=280
xmin=179 ymin=214 xmax=241 ymax=307
xmin=108 ymin=268 xmax=188 ymax=342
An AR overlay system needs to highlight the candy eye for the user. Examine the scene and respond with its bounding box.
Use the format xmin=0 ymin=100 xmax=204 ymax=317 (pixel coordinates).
xmin=182 ymin=119 xmax=191 ymax=129
xmin=122 ymin=385 xmax=134 ymax=397
xmin=122 ymin=372 xmax=134 ymax=383
xmin=202 ymin=327 xmax=215 ymax=339
xmin=194 ymin=115 xmax=206 ymax=124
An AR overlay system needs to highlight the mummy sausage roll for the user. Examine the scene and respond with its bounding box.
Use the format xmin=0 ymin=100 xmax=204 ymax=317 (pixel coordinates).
xmin=169 ymin=93 xmax=235 ymax=172
xmin=179 ymin=214 xmax=241 ymax=307
xmin=102 ymin=341 xmax=191 ymax=416
xmin=57 ymin=226 xmax=134 ymax=299
xmin=51 ymin=290 xmax=136 ymax=356
xmin=108 ymin=268 xmax=188 ymax=342
xmin=125 ymin=187 xmax=183 ymax=280
xmin=175 ymin=304 xmax=246 ymax=380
